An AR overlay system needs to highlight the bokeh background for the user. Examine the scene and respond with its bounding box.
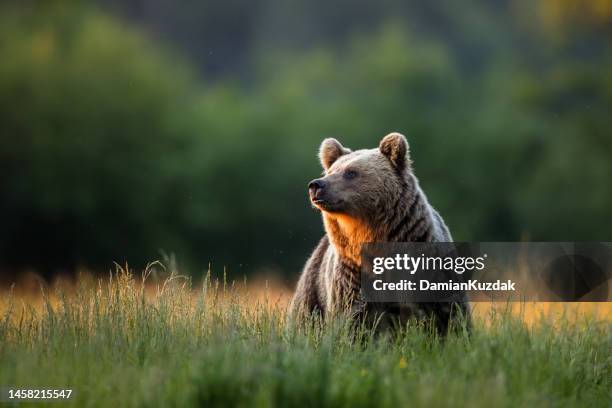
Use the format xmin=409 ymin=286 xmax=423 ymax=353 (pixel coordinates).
xmin=1 ymin=0 xmax=611 ymax=282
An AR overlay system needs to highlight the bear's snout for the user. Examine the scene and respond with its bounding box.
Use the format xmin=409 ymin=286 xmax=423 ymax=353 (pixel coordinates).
xmin=308 ymin=179 xmax=326 ymax=202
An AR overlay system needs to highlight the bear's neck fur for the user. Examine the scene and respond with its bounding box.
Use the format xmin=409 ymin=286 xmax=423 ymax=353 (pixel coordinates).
xmin=322 ymin=174 xmax=435 ymax=267
xmin=323 ymin=214 xmax=374 ymax=267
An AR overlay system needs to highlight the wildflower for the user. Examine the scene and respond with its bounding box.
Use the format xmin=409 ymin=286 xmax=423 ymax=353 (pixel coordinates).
xmin=398 ymin=357 xmax=407 ymax=369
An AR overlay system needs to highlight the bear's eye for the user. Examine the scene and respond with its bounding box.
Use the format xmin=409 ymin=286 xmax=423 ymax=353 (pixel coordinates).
xmin=343 ymin=169 xmax=358 ymax=180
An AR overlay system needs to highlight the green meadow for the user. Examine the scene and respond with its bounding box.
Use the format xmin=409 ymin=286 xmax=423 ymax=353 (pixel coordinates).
xmin=0 ymin=267 xmax=609 ymax=407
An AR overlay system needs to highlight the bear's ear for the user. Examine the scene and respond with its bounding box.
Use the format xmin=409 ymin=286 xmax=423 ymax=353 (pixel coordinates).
xmin=379 ymin=132 xmax=409 ymax=170
xmin=319 ymin=138 xmax=351 ymax=170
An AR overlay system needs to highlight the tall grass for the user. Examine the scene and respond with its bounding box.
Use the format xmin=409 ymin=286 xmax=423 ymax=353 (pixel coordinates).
xmin=0 ymin=265 xmax=610 ymax=407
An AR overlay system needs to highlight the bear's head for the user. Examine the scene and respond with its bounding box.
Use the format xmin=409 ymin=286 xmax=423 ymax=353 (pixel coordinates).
xmin=308 ymin=132 xmax=411 ymax=221
xmin=308 ymin=132 xmax=416 ymax=263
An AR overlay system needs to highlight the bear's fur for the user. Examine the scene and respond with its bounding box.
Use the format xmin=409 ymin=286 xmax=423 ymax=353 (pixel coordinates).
xmin=289 ymin=132 xmax=470 ymax=333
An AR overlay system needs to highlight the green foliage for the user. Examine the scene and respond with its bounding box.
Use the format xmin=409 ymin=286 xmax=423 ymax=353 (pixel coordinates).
xmin=0 ymin=271 xmax=610 ymax=407
xmin=0 ymin=2 xmax=611 ymax=275
xmin=0 ymin=5 xmax=203 ymax=269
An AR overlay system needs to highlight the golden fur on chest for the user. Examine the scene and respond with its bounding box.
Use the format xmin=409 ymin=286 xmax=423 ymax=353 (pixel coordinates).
xmin=323 ymin=213 xmax=374 ymax=266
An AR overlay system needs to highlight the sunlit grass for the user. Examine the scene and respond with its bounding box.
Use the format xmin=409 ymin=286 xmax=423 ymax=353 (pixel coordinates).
xmin=0 ymin=264 xmax=610 ymax=407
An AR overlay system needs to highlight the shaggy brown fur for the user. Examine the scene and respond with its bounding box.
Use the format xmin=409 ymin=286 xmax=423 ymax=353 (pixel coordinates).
xmin=290 ymin=132 xmax=470 ymax=333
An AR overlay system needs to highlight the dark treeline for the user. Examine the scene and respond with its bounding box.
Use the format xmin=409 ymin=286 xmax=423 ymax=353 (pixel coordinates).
xmin=0 ymin=0 xmax=611 ymax=279
xmin=98 ymin=0 xmax=521 ymax=78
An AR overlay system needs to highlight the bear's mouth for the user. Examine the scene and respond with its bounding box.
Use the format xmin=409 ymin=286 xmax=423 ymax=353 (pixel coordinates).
xmin=311 ymin=198 xmax=343 ymax=212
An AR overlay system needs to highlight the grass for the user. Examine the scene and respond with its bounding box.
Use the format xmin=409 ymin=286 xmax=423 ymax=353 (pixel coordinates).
xmin=0 ymin=264 xmax=610 ymax=407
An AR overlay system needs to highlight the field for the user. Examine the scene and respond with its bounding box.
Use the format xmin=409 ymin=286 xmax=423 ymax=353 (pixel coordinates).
xmin=0 ymin=265 xmax=610 ymax=407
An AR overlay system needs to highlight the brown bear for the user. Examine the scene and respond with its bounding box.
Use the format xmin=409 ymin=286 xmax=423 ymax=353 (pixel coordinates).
xmin=289 ymin=132 xmax=470 ymax=333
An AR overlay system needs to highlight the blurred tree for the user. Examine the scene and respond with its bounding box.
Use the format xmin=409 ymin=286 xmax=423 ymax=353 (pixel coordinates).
xmin=0 ymin=4 xmax=202 ymax=273
xmin=0 ymin=1 xmax=610 ymax=279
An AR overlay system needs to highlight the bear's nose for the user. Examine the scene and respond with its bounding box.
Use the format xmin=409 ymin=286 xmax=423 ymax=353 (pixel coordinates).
xmin=308 ymin=179 xmax=326 ymax=196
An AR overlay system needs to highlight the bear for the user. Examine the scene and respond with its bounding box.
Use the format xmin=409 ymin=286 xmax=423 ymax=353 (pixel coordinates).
xmin=289 ymin=132 xmax=470 ymax=334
